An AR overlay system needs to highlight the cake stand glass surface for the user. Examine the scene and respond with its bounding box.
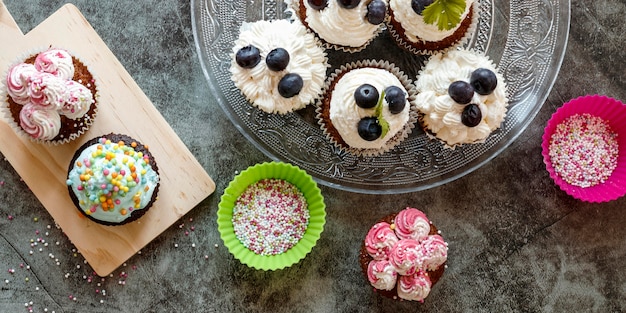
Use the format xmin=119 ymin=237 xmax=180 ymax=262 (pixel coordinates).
xmin=191 ymin=0 xmax=571 ymax=194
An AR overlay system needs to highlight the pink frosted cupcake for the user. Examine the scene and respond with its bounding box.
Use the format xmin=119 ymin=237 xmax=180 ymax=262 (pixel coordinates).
xmin=2 ymin=48 xmax=98 ymax=144
xmin=542 ymin=95 xmax=626 ymax=202
xmin=359 ymin=207 xmax=448 ymax=302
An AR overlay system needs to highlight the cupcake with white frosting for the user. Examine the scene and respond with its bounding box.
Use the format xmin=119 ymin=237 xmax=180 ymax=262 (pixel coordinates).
xmin=387 ymin=0 xmax=479 ymax=54
xmin=415 ymin=49 xmax=508 ymax=147
xmin=285 ymin=0 xmax=388 ymax=52
xmin=230 ymin=19 xmax=329 ymax=114
xmin=316 ymin=59 xmax=418 ymax=156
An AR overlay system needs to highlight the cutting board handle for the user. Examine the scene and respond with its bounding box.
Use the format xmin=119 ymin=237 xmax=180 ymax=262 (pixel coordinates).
xmin=0 ymin=0 xmax=24 ymax=38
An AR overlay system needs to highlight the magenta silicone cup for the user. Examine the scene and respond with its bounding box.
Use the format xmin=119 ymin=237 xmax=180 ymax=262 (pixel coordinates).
xmin=541 ymin=95 xmax=626 ymax=202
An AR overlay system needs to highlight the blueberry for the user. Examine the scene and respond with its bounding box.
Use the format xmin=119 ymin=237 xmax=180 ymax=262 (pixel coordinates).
xmin=278 ymin=73 xmax=304 ymax=98
xmin=448 ymin=81 xmax=474 ymax=104
xmin=235 ymin=45 xmax=261 ymax=69
xmin=307 ymin=0 xmax=328 ymax=10
xmin=366 ymin=0 xmax=386 ymax=25
xmin=384 ymin=86 xmax=406 ymax=114
xmin=470 ymin=68 xmax=498 ymax=95
xmin=461 ymin=104 xmax=482 ymax=127
xmin=337 ymin=0 xmax=360 ymax=9
xmin=411 ymin=0 xmax=434 ymax=15
xmin=358 ymin=117 xmax=382 ymax=141
xmin=266 ymin=48 xmax=290 ymax=72
xmin=354 ymin=84 xmax=379 ymax=109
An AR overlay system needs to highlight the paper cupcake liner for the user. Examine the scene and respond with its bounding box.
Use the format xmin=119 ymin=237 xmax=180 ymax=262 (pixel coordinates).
xmin=387 ymin=0 xmax=479 ymax=55
xmin=0 ymin=47 xmax=100 ymax=146
xmin=541 ymin=95 xmax=626 ymax=203
xmin=315 ymin=59 xmax=419 ymax=157
xmin=285 ymin=0 xmax=386 ymax=53
xmin=217 ymin=162 xmax=326 ymax=271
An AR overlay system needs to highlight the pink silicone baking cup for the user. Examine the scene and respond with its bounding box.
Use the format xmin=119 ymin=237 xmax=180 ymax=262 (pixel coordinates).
xmin=541 ymin=95 xmax=626 ymax=202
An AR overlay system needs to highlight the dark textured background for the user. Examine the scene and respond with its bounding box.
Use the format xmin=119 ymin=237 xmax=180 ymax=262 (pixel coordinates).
xmin=1 ymin=0 xmax=625 ymax=312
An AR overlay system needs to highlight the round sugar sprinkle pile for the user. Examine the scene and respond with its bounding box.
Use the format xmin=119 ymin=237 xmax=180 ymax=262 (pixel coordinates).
xmin=549 ymin=113 xmax=619 ymax=188
xmin=232 ymin=178 xmax=309 ymax=256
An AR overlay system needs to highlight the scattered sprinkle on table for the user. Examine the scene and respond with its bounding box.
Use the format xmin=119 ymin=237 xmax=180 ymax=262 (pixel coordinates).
xmin=232 ymin=178 xmax=309 ymax=256
xmin=549 ymin=113 xmax=619 ymax=188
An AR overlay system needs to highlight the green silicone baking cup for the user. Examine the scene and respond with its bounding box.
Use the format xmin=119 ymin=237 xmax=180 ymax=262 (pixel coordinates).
xmin=217 ymin=161 xmax=326 ymax=270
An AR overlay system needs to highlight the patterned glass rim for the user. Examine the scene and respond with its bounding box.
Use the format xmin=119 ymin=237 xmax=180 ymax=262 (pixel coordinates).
xmin=191 ymin=0 xmax=571 ymax=194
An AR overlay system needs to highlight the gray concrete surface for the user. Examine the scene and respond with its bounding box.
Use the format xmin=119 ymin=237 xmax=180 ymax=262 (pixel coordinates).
xmin=0 ymin=0 xmax=625 ymax=312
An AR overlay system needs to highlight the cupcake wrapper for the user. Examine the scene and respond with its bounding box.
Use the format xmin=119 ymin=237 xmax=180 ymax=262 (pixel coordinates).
xmin=285 ymin=0 xmax=386 ymax=53
xmin=315 ymin=59 xmax=419 ymax=157
xmin=541 ymin=95 xmax=626 ymax=203
xmin=0 ymin=47 xmax=100 ymax=146
xmin=217 ymin=162 xmax=326 ymax=271
xmin=387 ymin=0 xmax=480 ymax=55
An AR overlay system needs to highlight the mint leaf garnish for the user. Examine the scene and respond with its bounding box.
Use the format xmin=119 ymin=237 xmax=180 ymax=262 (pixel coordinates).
xmin=422 ymin=0 xmax=467 ymax=31
xmin=374 ymin=90 xmax=389 ymax=138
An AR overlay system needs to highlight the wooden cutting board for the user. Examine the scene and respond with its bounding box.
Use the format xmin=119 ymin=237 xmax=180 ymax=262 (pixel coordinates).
xmin=0 ymin=2 xmax=216 ymax=276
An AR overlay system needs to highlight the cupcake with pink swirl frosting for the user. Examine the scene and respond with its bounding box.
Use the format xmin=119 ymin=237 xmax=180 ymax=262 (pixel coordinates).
xmin=2 ymin=48 xmax=98 ymax=144
xmin=359 ymin=207 xmax=448 ymax=302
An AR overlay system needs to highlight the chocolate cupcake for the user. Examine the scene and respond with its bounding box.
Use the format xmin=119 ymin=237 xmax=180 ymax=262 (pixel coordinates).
xmin=387 ymin=0 xmax=479 ymax=55
xmin=66 ymin=134 xmax=160 ymax=226
xmin=285 ymin=0 xmax=388 ymax=52
xmin=316 ymin=59 xmax=418 ymax=156
xmin=2 ymin=48 xmax=98 ymax=145
xmin=359 ymin=207 xmax=448 ymax=302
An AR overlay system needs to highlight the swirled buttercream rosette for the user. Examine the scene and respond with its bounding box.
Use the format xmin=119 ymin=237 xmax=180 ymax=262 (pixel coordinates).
xmin=1 ymin=47 xmax=99 ymax=145
xmin=359 ymin=207 xmax=448 ymax=302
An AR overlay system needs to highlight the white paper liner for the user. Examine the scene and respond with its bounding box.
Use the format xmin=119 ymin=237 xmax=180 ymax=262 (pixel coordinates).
xmin=387 ymin=0 xmax=480 ymax=55
xmin=285 ymin=0 xmax=388 ymax=53
xmin=1 ymin=46 xmax=100 ymax=146
xmin=315 ymin=59 xmax=419 ymax=157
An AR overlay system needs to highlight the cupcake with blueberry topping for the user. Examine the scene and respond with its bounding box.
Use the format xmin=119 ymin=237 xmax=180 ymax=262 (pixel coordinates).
xmin=359 ymin=207 xmax=448 ymax=302
xmin=66 ymin=133 xmax=160 ymax=226
xmin=230 ymin=19 xmax=329 ymax=114
xmin=285 ymin=0 xmax=388 ymax=52
xmin=387 ymin=0 xmax=479 ymax=55
xmin=415 ymin=49 xmax=508 ymax=147
xmin=2 ymin=48 xmax=98 ymax=144
xmin=316 ymin=59 xmax=418 ymax=156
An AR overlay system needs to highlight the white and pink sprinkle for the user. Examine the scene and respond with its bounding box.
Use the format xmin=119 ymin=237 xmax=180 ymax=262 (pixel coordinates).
xmin=232 ymin=178 xmax=309 ymax=256
xmin=549 ymin=113 xmax=619 ymax=188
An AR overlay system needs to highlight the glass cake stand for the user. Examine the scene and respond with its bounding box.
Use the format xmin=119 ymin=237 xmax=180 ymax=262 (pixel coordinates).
xmin=191 ymin=0 xmax=570 ymax=194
